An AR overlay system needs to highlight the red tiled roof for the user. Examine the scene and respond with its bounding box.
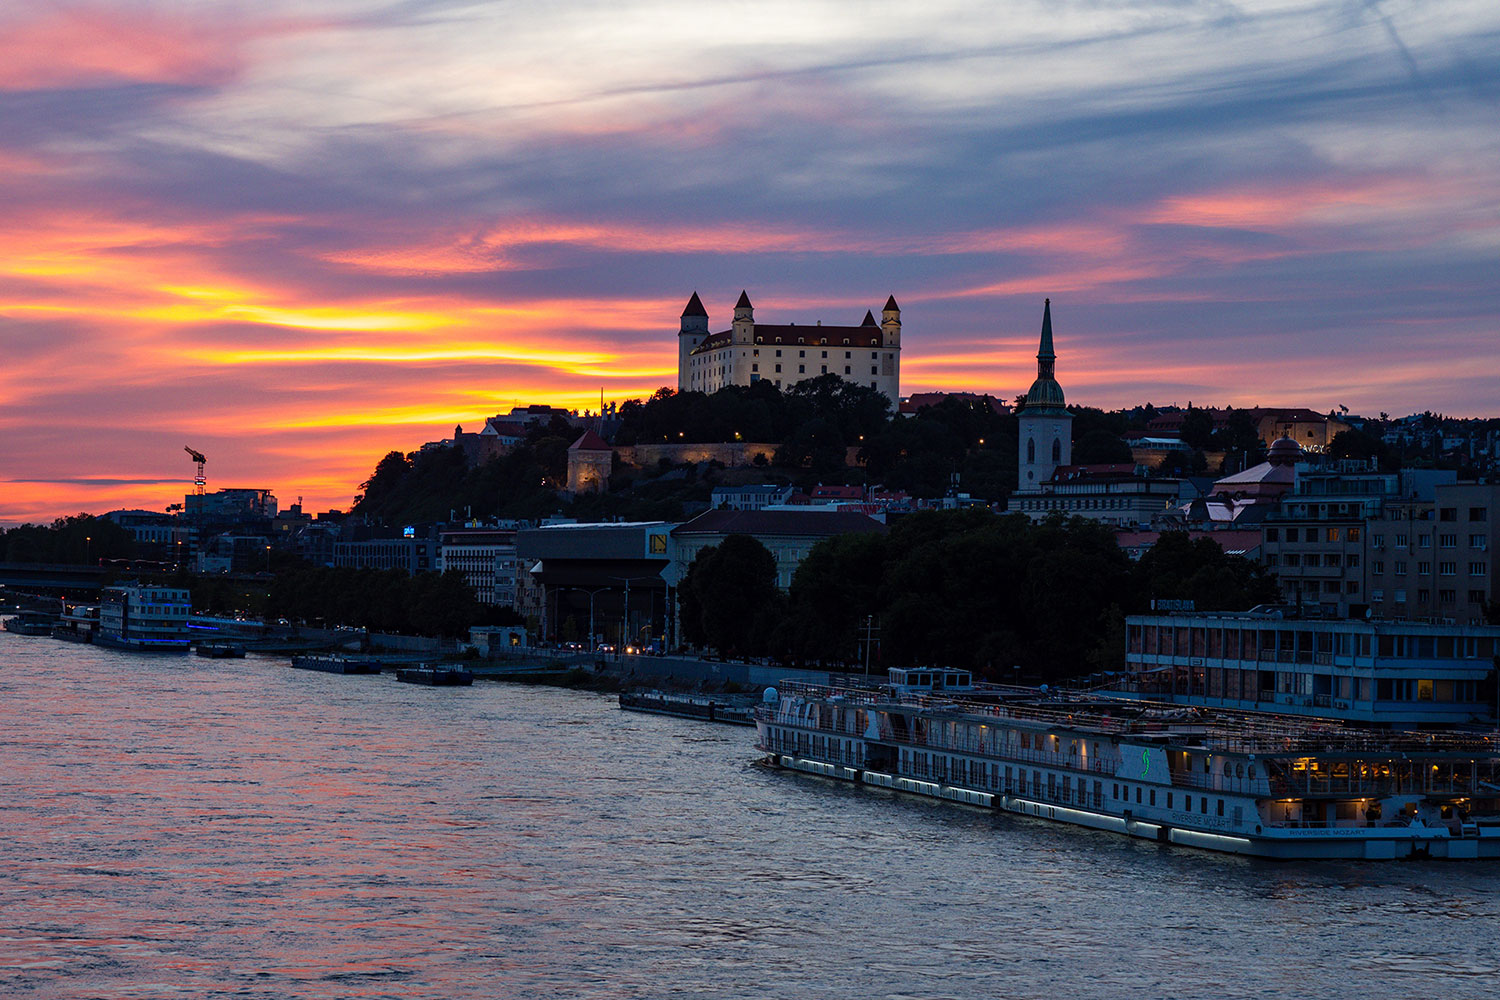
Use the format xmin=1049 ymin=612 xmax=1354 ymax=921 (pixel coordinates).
xmin=899 ymin=392 xmax=1010 ymax=416
xmin=812 ymin=485 xmax=864 ymax=499
xmin=569 ymin=430 xmax=611 ymax=451
xmin=689 ymin=324 xmax=887 ymax=356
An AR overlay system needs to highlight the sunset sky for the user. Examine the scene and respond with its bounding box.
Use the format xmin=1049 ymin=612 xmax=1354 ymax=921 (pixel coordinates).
xmin=2 ymin=1 xmax=1498 ymax=524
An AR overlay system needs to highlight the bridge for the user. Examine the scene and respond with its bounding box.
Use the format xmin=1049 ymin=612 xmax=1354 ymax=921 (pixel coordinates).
xmin=0 ymin=562 xmax=107 ymax=594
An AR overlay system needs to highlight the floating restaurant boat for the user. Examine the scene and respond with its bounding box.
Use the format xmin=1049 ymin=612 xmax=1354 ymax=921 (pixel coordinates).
xmin=95 ymin=585 xmax=190 ymax=653
xmin=756 ymin=668 xmax=1500 ymax=860
xmin=195 ymin=641 xmax=246 ymax=658
xmin=289 ymin=655 xmax=381 ymax=675
xmin=395 ymin=665 xmax=473 ymax=686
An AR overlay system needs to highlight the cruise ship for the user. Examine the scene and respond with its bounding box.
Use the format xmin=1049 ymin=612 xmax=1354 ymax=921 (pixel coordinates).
xmin=755 ymin=668 xmax=1500 ymax=860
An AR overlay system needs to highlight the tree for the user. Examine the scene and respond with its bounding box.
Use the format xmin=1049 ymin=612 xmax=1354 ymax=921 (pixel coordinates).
xmin=1133 ymin=531 xmax=1279 ymax=612
xmin=680 ymin=535 xmax=784 ymax=657
xmin=774 ymin=417 xmax=846 ymax=473
xmin=1328 ymin=428 xmax=1386 ymax=465
xmin=1179 ymin=407 xmax=1216 ymax=450
xmin=1 ymin=514 xmax=136 ymax=565
xmin=1073 ymin=429 xmax=1133 ymax=465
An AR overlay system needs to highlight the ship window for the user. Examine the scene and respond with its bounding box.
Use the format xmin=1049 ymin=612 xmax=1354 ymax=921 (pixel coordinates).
xmin=1136 ymin=787 xmax=1142 ymax=804
xmin=1217 ymin=799 xmax=1225 ymax=816
xmin=1149 ymin=789 xmax=1156 ymax=806
xmin=1166 ymin=792 xmax=1173 ymax=808
xmin=1185 ymin=795 xmax=1192 ymax=811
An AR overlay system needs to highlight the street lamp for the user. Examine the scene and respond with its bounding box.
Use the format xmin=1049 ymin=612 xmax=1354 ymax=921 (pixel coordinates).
xmin=85 ymin=535 xmax=91 ymax=565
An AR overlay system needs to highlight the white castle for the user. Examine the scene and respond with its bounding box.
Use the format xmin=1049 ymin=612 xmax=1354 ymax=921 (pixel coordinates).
xmin=677 ymin=291 xmax=902 ymax=402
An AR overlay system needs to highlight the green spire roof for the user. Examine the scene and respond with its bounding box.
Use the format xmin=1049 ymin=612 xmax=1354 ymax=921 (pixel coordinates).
xmin=1024 ymin=298 xmax=1066 ymax=411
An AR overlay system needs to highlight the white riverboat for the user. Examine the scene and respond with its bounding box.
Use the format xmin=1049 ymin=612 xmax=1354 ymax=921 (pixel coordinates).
xmin=755 ymin=668 xmax=1500 ymax=860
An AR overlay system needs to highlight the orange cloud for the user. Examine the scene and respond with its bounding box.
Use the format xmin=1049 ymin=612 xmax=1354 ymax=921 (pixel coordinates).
xmin=0 ymin=5 xmax=337 ymax=92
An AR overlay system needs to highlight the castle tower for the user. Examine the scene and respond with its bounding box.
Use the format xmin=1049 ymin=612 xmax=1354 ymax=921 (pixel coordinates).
xmin=1017 ymin=298 xmax=1073 ymax=487
xmin=677 ymin=291 xmax=708 ymax=391
xmin=566 ymin=429 xmax=613 ymax=494
xmin=881 ymin=294 xmax=901 ymax=348
xmin=731 ymin=289 xmax=754 ymax=345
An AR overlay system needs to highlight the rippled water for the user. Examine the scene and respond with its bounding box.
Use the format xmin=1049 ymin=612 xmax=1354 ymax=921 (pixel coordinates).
xmin=2 ymin=631 xmax=1498 ymax=998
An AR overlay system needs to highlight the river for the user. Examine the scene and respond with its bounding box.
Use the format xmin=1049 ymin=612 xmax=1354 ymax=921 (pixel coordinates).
xmin=1 ymin=631 xmax=1497 ymax=999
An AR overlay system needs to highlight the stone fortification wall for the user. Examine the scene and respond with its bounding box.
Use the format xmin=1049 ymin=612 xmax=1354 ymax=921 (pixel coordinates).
xmin=614 ymin=442 xmax=780 ymax=468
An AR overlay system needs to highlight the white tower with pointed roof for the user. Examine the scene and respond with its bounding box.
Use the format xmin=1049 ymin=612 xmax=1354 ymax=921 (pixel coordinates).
xmin=1017 ymin=298 xmax=1073 ymax=487
xmin=677 ymin=291 xmax=709 ymax=391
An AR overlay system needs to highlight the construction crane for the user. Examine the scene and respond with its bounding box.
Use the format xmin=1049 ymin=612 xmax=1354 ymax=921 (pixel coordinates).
xmin=184 ymin=446 xmax=207 ymax=494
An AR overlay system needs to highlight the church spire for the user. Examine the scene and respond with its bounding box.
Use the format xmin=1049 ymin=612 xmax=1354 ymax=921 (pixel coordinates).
xmin=1023 ymin=298 xmax=1065 ymax=410
xmin=1037 ymin=297 xmax=1055 ymax=379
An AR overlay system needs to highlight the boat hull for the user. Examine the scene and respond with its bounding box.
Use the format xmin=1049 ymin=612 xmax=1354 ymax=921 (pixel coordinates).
xmin=289 ymin=656 xmax=380 ymax=674
xmin=395 ymin=667 xmax=473 ymax=686
xmin=94 ymin=632 xmax=189 ymax=653
xmin=766 ymin=753 xmax=1500 ymax=860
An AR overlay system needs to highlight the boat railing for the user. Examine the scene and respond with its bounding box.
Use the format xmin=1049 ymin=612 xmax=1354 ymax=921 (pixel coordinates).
xmin=768 ymin=681 xmax=1500 ymax=759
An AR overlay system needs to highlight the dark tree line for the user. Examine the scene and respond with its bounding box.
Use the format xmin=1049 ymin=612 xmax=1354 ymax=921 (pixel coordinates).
xmin=1 ymin=514 xmax=136 ymax=564
xmin=615 ymin=376 xmax=892 ymax=448
xmin=265 ymin=567 xmax=500 ymax=637
xmin=677 ymin=513 xmax=1279 ymax=680
xmin=352 ymin=415 xmax=578 ymax=524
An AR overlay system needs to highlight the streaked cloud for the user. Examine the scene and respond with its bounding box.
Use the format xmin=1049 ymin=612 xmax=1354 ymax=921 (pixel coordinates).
xmin=2 ymin=0 xmax=1498 ymax=522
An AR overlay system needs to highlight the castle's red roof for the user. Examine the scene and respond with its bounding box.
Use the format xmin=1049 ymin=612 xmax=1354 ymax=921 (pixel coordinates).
xmin=689 ymin=324 xmax=887 ymax=356
xmin=569 ymin=430 xmax=611 ymax=451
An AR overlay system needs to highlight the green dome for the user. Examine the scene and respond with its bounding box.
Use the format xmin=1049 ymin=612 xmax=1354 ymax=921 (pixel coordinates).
xmin=1025 ymin=376 xmax=1066 ymax=410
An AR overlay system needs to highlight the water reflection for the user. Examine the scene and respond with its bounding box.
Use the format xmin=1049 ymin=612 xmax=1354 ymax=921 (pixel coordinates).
xmin=1 ymin=631 xmax=1499 ymax=998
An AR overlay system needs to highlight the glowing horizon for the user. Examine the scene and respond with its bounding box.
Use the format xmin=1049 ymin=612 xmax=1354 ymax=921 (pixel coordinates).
xmin=3 ymin=1 xmax=1499 ymax=524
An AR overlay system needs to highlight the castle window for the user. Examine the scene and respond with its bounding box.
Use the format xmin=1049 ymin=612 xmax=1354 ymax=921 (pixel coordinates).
xmin=1027 ymin=439 xmax=1036 ymax=462
xmin=844 ymin=366 xmax=851 ymax=375
xmin=775 ymin=364 xmax=782 ymax=373
xmin=798 ymin=365 xmax=805 ymax=373
xmin=753 ymin=349 xmax=759 ymax=357
xmin=871 ymin=366 xmax=877 ymax=375
xmin=870 ymin=381 xmax=877 ymax=389
xmin=820 ymin=338 xmax=827 ymax=345
xmin=752 ymin=364 xmax=758 ymax=372
xmin=755 ymin=337 xmax=762 ymax=344
xmin=821 ymin=350 xmax=828 ymax=358
xmin=775 ymin=337 xmax=782 ymax=343
xmin=1052 ymin=440 xmax=1061 ymax=462
xmin=821 ymin=365 xmax=828 ymax=374
xmin=797 ymin=337 xmax=804 ymax=344
xmin=775 ymin=350 xmax=781 ymax=357
xmin=845 ymin=351 xmax=851 ymax=359
xmin=871 ymin=352 xmax=877 ymax=359
xmin=799 ymin=350 xmax=805 ymax=357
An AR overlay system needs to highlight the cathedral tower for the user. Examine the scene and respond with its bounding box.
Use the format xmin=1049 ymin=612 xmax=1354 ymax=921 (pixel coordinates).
xmin=1017 ymin=298 xmax=1073 ymax=487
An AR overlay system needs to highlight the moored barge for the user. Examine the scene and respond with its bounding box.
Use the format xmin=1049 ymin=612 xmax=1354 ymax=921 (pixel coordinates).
xmin=619 ymin=691 xmax=755 ymax=725
xmin=290 ymin=655 xmax=381 ymax=675
xmin=756 ymin=668 xmax=1500 ymax=860
xmin=395 ymin=665 xmax=473 ymax=686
